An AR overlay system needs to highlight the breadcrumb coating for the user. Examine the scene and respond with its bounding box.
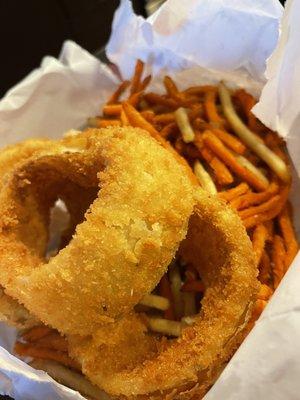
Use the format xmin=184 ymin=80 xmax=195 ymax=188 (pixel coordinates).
xmin=0 ymin=127 xmax=196 ymax=335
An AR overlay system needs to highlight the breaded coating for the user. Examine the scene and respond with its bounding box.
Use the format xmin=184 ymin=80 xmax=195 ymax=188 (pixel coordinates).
xmin=0 ymin=127 xmax=196 ymax=335
xmin=68 ymin=191 xmax=258 ymax=399
xmin=0 ymin=287 xmax=38 ymax=329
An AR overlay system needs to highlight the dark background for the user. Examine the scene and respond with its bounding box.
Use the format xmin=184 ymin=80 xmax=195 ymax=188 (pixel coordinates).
xmin=0 ymin=0 xmax=285 ymax=98
xmin=0 ymin=0 xmax=146 ymax=98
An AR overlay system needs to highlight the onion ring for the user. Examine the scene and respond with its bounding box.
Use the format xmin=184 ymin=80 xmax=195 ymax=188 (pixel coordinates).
xmin=68 ymin=193 xmax=258 ymax=398
xmin=0 ymin=127 xmax=196 ymax=335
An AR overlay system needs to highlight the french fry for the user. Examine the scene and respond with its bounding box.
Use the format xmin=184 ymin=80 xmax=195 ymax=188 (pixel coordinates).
xmin=212 ymin=128 xmax=246 ymax=154
xmin=107 ymin=80 xmax=130 ymax=104
xmin=236 ymin=154 xmax=269 ymax=187
xmin=139 ymin=294 xmax=170 ymax=311
xmin=204 ymin=89 xmax=224 ymax=126
xmin=144 ymin=92 xmax=179 ymax=109
xmin=159 ymin=275 xmax=175 ymax=320
xmin=239 ymin=195 xmax=281 ymax=220
xmin=183 ymin=85 xmax=217 ymax=96
xmin=218 ymin=182 xmax=249 ymax=201
xmin=120 ymin=109 xmax=129 ymax=126
xmin=181 ymin=280 xmax=205 ymax=292
xmin=147 ymin=317 xmax=182 ymax=337
xmin=102 ymin=104 xmax=122 ymax=117
xmin=198 ymin=146 xmax=233 ymax=186
xmin=182 ymin=292 xmax=197 ymax=317
xmin=259 ymin=250 xmax=271 ymax=284
xmin=194 ymin=160 xmax=217 ymax=195
xmin=35 ymin=332 xmax=68 ymax=352
xmin=160 ymin=122 xmax=178 ymax=138
xmin=252 ymin=224 xmax=268 ymax=265
xmin=130 ymin=59 xmax=144 ymax=95
xmin=203 ymin=131 xmax=268 ymax=191
xmin=219 ymin=82 xmax=290 ymax=183
xmin=140 ymin=110 xmax=155 ymax=123
xmin=97 ymin=119 xmax=122 ymax=128
xmin=122 ymin=102 xmax=160 ymax=139
xmin=163 ymin=76 xmax=182 ymax=101
xmin=169 ymin=264 xmax=184 ymax=320
xmin=139 ymin=74 xmax=152 ymax=91
xmin=21 ymin=326 xmax=53 ymax=342
xmin=272 ymin=235 xmax=286 ymax=289
xmin=154 ymin=113 xmax=175 ymax=124
xmin=278 ymin=206 xmax=299 ymax=270
xmin=230 ymin=182 xmax=279 ymax=210
xmin=14 ymin=342 xmax=80 ymax=370
xmin=127 ymin=91 xmax=143 ymax=107
xmin=174 ymin=107 xmax=195 ymax=143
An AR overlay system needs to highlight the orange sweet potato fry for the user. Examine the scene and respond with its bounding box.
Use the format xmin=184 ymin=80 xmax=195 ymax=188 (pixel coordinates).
xmin=130 ymin=59 xmax=144 ymax=95
xmin=203 ymin=131 xmax=268 ymax=191
xmin=107 ymin=80 xmax=130 ymax=104
xmin=14 ymin=342 xmax=80 ymax=370
xmin=252 ymin=224 xmax=268 ymax=265
xmin=278 ymin=206 xmax=299 ymax=270
xmin=272 ymin=235 xmax=286 ymax=289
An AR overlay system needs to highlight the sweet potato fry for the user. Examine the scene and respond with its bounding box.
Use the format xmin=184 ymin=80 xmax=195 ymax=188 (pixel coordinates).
xmin=154 ymin=113 xmax=175 ymax=125
xmin=139 ymin=74 xmax=152 ymax=91
xmin=219 ymin=82 xmax=290 ymax=183
xmin=239 ymin=195 xmax=281 ymax=220
xmin=14 ymin=342 xmax=80 ymax=370
xmin=272 ymin=235 xmax=286 ymax=289
xmin=144 ymin=93 xmax=179 ymax=109
xmin=218 ymin=182 xmax=250 ymax=201
xmin=160 ymin=122 xmax=178 ymax=139
xmin=252 ymin=224 xmax=268 ymax=265
xmin=159 ymin=275 xmax=175 ymax=320
xmin=102 ymin=104 xmax=122 ymax=117
xmin=259 ymin=250 xmax=271 ymax=284
xmin=204 ymin=90 xmax=223 ymax=125
xmin=181 ymin=280 xmax=205 ymax=292
xmin=212 ymin=128 xmax=246 ymax=154
xmin=163 ymin=76 xmax=182 ymax=101
xmin=278 ymin=206 xmax=299 ymax=270
xmin=122 ymin=102 xmax=160 ymax=139
xmin=36 ymin=332 xmax=68 ymax=352
xmin=230 ymin=182 xmax=279 ymax=210
xmin=130 ymin=59 xmax=144 ymax=95
xmin=203 ymin=131 xmax=268 ymax=191
xmin=107 ymin=80 xmax=130 ymax=104
xmin=21 ymin=326 xmax=53 ymax=342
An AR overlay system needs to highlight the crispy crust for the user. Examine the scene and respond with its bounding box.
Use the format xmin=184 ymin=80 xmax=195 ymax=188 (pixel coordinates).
xmin=68 ymin=191 xmax=258 ymax=399
xmin=0 ymin=127 xmax=195 ymax=335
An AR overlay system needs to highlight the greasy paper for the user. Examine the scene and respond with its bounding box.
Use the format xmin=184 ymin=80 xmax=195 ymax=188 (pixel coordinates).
xmin=0 ymin=0 xmax=299 ymax=399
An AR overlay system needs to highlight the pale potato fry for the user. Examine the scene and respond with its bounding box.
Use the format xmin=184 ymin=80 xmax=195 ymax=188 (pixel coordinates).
xmin=194 ymin=160 xmax=217 ymax=195
xmin=139 ymin=293 xmax=170 ymax=311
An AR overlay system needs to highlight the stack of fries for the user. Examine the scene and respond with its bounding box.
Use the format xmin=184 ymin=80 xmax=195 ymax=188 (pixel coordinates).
xmin=87 ymin=59 xmax=298 ymax=331
xmin=14 ymin=60 xmax=299 ymax=393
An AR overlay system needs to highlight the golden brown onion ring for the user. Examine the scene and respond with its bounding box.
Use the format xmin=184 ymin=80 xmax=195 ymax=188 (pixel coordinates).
xmin=68 ymin=192 xmax=258 ymax=399
xmin=0 ymin=127 xmax=196 ymax=335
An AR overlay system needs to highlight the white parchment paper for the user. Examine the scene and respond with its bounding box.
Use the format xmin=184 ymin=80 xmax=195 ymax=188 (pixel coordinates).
xmin=0 ymin=0 xmax=299 ymax=399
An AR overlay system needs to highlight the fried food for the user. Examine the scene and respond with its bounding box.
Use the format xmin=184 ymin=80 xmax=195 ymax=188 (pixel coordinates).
xmin=0 ymin=127 xmax=196 ymax=335
xmin=67 ymin=193 xmax=258 ymax=399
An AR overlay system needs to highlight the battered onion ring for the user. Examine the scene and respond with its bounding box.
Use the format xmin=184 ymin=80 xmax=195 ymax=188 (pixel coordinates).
xmin=0 ymin=127 xmax=196 ymax=335
xmin=68 ymin=192 xmax=258 ymax=399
